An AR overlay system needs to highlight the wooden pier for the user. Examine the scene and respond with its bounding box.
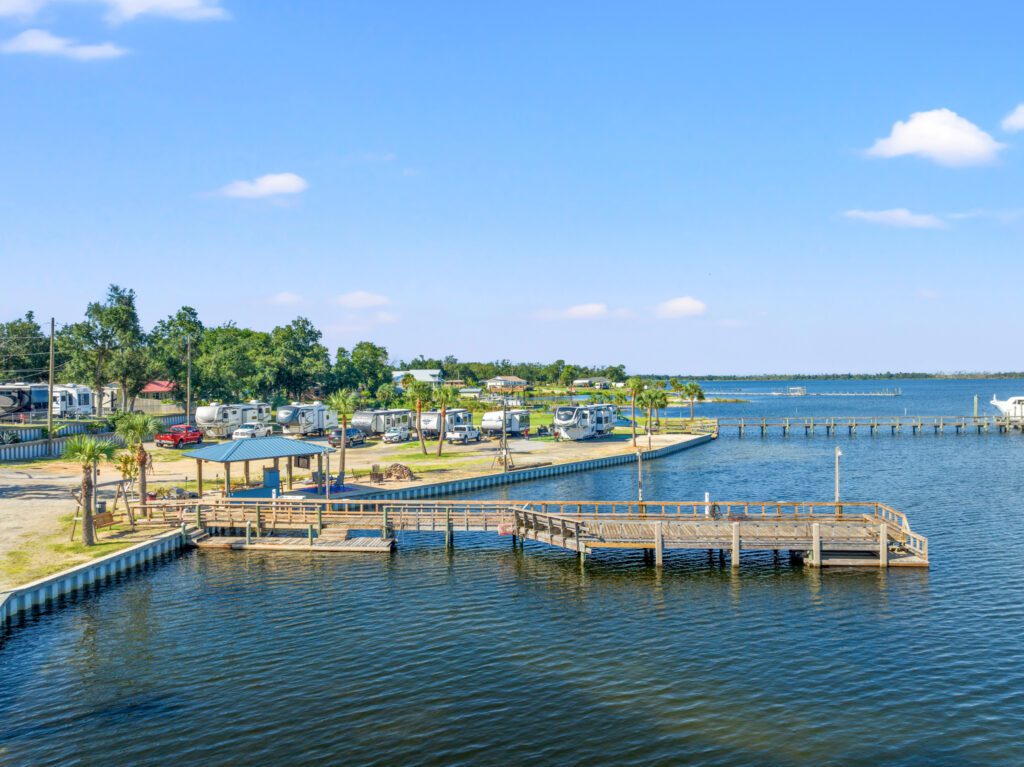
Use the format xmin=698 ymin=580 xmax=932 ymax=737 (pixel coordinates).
xmin=717 ymin=415 xmax=1022 ymax=437
xmin=145 ymin=497 xmax=928 ymax=569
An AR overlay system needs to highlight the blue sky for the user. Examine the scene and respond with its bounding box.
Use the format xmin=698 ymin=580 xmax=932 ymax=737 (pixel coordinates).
xmin=2 ymin=1 xmax=1022 ymax=374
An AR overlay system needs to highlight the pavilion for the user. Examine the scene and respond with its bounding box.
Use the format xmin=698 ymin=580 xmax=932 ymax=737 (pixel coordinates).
xmin=183 ymin=437 xmax=331 ymax=498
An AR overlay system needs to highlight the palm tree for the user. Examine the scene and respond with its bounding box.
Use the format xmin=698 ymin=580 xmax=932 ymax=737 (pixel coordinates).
xmin=636 ymin=389 xmax=654 ymax=434
xmin=375 ymin=383 xmax=398 ymax=409
xmin=432 ymin=385 xmax=458 ymax=456
xmin=683 ymin=381 xmax=706 ymax=419
xmin=627 ymin=376 xmax=645 ymax=447
xmin=650 ymin=389 xmax=669 ymax=429
xmin=326 ymin=389 xmax=361 ymax=486
xmin=405 ymin=379 xmax=432 ymax=455
xmin=114 ymin=412 xmax=162 ymax=517
xmin=64 ymin=435 xmax=117 ymax=546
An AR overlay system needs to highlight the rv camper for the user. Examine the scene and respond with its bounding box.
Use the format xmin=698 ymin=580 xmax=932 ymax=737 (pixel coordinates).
xmin=195 ymin=401 xmax=271 ymax=438
xmin=52 ymin=384 xmax=94 ymax=418
xmin=480 ymin=409 xmax=531 ymax=437
xmin=552 ymin=405 xmax=617 ymax=441
xmin=351 ymin=408 xmax=412 ymax=436
xmin=276 ymin=401 xmax=338 ymax=437
xmin=418 ymin=408 xmax=472 ymax=438
xmin=0 ymin=383 xmax=47 ymax=418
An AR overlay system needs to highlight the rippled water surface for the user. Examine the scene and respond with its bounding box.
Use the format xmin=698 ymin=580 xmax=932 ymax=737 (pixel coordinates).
xmin=2 ymin=380 xmax=1023 ymax=766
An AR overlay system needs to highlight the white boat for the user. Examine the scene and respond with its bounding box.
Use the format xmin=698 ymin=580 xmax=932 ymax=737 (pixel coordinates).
xmin=553 ymin=405 xmax=617 ymax=441
xmin=991 ymin=395 xmax=1024 ymax=419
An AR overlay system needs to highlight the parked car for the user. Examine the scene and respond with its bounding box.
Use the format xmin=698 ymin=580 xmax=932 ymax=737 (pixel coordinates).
xmin=155 ymin=424 xmax=204 ymax=449
xmin=232 ymin=423 xmax=273 ymax=440
xmin=328 ymin=427 xmax=366 ymax=447
xmin=383 ymin=425 xmax=410 ymax=443
xmin=446 ymin=424 xmax=482 ymax=444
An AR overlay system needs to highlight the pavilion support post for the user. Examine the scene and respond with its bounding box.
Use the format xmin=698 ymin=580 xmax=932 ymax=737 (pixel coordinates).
xmin=244 ymin=460 xmax=250 ymax=487
xmin=317 ymin=455 xmax=323 ymax=494
xmin=224 ymin=463 xmax=231 ymax=498
xmin=196 ymin=459 xmax=203 ymax=498
xmin=274 ymin=457 xmax=280 ymax=471
xmin=654 ymin=521 xmax=664 ymax=568
xmin=287 ymin=456 xmax=293 ymax=490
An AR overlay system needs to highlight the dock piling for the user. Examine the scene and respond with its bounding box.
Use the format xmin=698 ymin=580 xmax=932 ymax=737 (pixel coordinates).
xmin=731 ymin=522 xmax=740 ymax=569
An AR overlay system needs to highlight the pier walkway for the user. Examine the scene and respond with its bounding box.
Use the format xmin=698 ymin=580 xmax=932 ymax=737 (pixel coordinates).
xmin=145 ymin=497 xmax=929 ymax=569
xmin=715 ymin=415 xmax=1022 ymax=437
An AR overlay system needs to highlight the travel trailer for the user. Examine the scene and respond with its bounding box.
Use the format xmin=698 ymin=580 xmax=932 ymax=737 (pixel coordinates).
xmin=195 ymin=401 xmax=271 ymax=438
xmin=991 ymin=395 xmax=1024 ymax=419
xmin=553 ymin=405 xmax=617 ymax=441
xmin=480 ymin=409 xmax=531 ymax=437
xmin=351 ymin=408 xmax=412 ymax=436
xmin=52 ymin=384 xmax=94 ymax=418
xmin=418 ymin=408 xmax=472 ymax=438
xmin=276 ymin=401 xmax=338 ymax=437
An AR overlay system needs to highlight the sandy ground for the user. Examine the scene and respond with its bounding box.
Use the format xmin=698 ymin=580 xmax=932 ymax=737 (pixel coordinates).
xmin=0 ymin=430 xmax=703 ymax=589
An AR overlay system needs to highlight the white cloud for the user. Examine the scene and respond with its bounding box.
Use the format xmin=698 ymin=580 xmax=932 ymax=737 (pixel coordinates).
xmin=0 ymin=28 xmax=127 ymax=59
xmin=866 ymin=109 xmax=1004 ymax=167
xmin=269 ymin=291 xmax=303 ymax=306
xmin=373 ymin=311 xmax=399 ymax=324
xmin=102 ymin=0 xmax=227 ymax=22
xmin=0 ymin=0 xmax=46 ymax=17
xmin=564 ymin=303 xmax=608 ymax=319
xmin=219 ymin=172 xmax=308 ymax=199
xmin=917 ymin=287 xmax=942 ymax=300
xmin=843 ymin=208 xmax=947 ymax=229
xmin=655 ymin=296 xmax=707 ymax=319
xmin=334 ymin=290 xmax=390 ymax=309
xmin=1001 ymin=104 xmax=1024 ymax=133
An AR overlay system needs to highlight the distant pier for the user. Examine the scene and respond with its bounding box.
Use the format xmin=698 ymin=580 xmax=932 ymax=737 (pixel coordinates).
xmin=716 ymin=415 xmax=1022 ymax=437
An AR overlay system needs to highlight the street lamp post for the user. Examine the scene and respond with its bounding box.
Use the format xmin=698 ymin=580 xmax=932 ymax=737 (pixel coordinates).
xmin=834 ymin=446 xmax=842 ymax=517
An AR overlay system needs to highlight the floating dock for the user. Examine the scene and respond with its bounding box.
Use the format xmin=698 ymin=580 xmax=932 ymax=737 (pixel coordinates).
xmin=145 ymin=497 xmax=929 ymax=569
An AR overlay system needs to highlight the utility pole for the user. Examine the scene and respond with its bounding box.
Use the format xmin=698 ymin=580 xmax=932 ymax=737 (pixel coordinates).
xmin=186 ymin=335 xmax=192 ymax=427
xmin=47 ymin=317 xmax=55 ymax=457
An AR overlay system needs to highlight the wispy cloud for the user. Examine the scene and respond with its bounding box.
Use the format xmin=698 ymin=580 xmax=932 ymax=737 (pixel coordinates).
xmin=866 ymin=108 xmax=1004 ymax=167
xmin=219 ymin=172 xmax=308 ymax=199
xmin=0 ymin=0 xmax=228 ymax=22
xmin=843 ymin=208 xmax=947 ymax=229
xmin=534 ymin=303 xmax=610 ymax=320
xmin=917 ymin=287 xmax=942 ymax=300
xmin=655 ymin=296 xmax=707 ymax=319
xmin=1 ymin=28 xmax=127 ymax=59
xmin=946 ymin=208 xmax=1024 ymax=224
xmin=269 ymin=291 xmax=303 ymax=306
xmin=334 ymin=290 xmax=390 ymax=309
xmin=1001 ymin=104 xmax=1024 ymax=133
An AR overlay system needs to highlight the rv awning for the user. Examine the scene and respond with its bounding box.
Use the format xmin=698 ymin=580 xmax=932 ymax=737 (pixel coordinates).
xmin=183 ymin=436 xmax=328 ymax=464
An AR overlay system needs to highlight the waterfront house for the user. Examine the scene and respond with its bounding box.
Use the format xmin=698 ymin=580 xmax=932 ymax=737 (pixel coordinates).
xmin=392 ymin=369 xmax=444 ymax=390
xmin=485 ymin=375 xmax=528 ymax=392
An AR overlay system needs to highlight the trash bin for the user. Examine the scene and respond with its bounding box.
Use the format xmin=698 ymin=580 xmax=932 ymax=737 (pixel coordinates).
xmin=96 ymin=501 xmax=107 ymax=514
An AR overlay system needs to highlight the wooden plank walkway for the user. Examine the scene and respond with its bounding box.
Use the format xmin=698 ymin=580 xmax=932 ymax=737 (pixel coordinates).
xmin=195 ymin=535 xmax=393 ymax=553
xmin=148 ymin=497 xmax=929 ymax=569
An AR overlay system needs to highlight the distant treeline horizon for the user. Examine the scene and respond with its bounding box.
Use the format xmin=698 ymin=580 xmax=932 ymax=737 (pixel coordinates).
xmin=646 ymin=373 xmax=1024 ymax=381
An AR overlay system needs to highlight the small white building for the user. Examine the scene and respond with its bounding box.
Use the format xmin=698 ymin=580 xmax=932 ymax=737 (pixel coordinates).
xmin=485 ymin=375 xmax=528 ymax=392
xmin=392 ymin=369 xmax=444 ymax=390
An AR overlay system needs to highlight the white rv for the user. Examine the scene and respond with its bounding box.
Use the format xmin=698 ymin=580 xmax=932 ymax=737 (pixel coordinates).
xmin=196 ymin=401 xmax=271 ymax=438
xmin=553 ymin=405 xmax=618 ymax=441
xmin=418 ymin=408 xmax=472 ymax=438
xmin=480 ymin=409 xmax=531 ymax=437
xmin=276 ymin=401 xmax=338 ymax=437
xmin=52 ymin=384 xmax=94 ymax=418
xmin=352 ymin=408 xmax=412 ymax=436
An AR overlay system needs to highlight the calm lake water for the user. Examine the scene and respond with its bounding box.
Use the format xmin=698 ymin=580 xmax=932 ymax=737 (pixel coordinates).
xmin=2 ymin=379 xmax=1023 ymax=766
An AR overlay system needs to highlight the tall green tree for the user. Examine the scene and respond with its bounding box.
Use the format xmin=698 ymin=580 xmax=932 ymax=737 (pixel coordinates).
xmin=350 ymin=341 xmax=391 ymax=393
xmin=196 ymin=325 xmax=274 ymax=401
xmin=114 ymin=412 xmax=162 ymax=516
xmin=404 ymin=377 xmax=432 ymax=455
xmin=682 ymin=381 xmax=706 ymax=419
xmin=325 ymin=389 xmax=361 ymax=486
xmin=375 ymin=383 xmax=398 ymax=409
xmin=64 ymin=435 xmax=118 ymax=546
xmin=270 ymin=317 xmax=330 ymax=400
xmin=0 ymin=312 xmax=49 ymax=382
xmin=626 ymin=376 xmax=645 ymax=448
xmin=149 ymin=307 xmax=204 ymax=406
xmin=432 ymin=385 xmax=458 ymax=457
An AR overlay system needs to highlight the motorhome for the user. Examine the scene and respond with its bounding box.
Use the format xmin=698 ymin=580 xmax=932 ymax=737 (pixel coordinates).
xmin=0 ymin=383 xmax=47 ymax=418
xmin=195 ymin=401 xmax=271 ymax=438
xmin=480 ymin=409 xmax=531 ymax=437
xmin=351 ymin=408 xmax=412 ymax=436
xmin=52 ymin=384 xmax=94 ymax=418
xmin=276 ymin=401 xmax=338 ymax=437
xmin=553 ymin=405 xmax=617 ymax=441
xmin=418 ymin=408 xmax=472 ymax=438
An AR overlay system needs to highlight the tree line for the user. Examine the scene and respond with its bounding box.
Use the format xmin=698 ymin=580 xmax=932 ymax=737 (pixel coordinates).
xmin=1 ymin=285 xmax=627 ymax=412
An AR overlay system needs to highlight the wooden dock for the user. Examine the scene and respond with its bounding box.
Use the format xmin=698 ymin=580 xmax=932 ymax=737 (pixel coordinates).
xmin=715 ymin=415 xmax=1022 ymax=437
xmin=146 ymin=497 xmax=929 ymax=569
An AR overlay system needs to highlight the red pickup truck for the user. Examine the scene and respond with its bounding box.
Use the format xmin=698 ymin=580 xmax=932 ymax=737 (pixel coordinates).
xmin=155 ymin=424 xmax=204 ymax=449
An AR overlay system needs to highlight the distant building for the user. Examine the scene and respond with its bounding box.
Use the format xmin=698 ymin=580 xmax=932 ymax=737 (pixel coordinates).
xmin=459 ymin=387 xmax=483 ymax=399
xmin=572 ymin=377 xmax=611 ymax=389
xmin=392 ymin=369 xmax=444 ymax=390
xmin=140 ymin=380 xmax=175 ymax=401
xmin=485 ymin=375 xmax=528 ymax=392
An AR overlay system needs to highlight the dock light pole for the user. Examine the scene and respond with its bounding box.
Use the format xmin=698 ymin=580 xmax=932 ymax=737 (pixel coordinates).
xmin=834 ymin=446 xmax=842 ymax=517
xmin=637 ymin=449 xmax=644 ymax=503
